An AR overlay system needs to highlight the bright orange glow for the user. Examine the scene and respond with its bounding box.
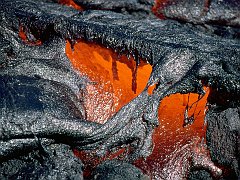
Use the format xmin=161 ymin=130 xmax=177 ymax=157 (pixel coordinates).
xmin=65 ymin=40 xmax=152 ymax=123
xmin=147 ymin=84 xmax=156 ymax=95
xmin=59 ymin=0 xmax=83 ymax=10
xmin=19 ymin=25 xmax=42 ymax=46
xmin=156 ymin=89 xmax=209 ymax=158
xmin=135 ymin=88 xmax=210 ymax=177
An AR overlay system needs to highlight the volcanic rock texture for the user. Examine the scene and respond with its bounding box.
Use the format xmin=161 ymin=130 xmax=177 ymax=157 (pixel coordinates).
xmin=0 ymin=0 xmax=239 ymax=179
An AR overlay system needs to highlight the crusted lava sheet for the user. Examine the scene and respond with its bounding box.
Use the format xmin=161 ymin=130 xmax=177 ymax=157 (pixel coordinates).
xmin=0 ymin=0 xmax=239 ymax=179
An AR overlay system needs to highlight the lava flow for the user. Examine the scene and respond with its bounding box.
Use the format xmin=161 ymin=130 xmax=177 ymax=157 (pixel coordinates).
xmin=65 ymin=40 xmax=216 ymax=178
xmin=134 ymin=89 xmax=216 ymax=179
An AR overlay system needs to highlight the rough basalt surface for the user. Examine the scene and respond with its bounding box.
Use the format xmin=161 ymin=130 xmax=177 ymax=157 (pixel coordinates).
xmin=90 ymin=160 xmax=149 ymax=180
xmin=0 ymin=0 xmax=239 ymax=179
xmin=206 ymin=107 xmax=240 ymax=179
xmin=47 ymin=0 xmax=155 ymax=18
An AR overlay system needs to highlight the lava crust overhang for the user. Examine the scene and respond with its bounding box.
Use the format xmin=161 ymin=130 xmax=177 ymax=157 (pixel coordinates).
xmin=1 ymin=0 xmax=239 ymax=93
xmin=0 ymin=0 xmax=240 ymax=179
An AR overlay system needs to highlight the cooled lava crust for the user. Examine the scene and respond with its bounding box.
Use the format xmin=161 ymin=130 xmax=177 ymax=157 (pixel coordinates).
xmin=0 ymin=0 xmax=239 ymax=179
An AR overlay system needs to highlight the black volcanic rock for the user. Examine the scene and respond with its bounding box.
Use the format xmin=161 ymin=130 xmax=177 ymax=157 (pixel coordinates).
xmin=206 ymin=108 xmax=240 ymax=179
xmin=154 ymin=0 xmax=240 ymax=39
xmin=74 ymin=0 xmax=154 ymax=18
xmin=90 ymin=160 xmax=149 ymax=180
xmin=0 ymin=0 xmax=239 ymax=179
xmin=0 ymin=144 xmax=84 ymax=179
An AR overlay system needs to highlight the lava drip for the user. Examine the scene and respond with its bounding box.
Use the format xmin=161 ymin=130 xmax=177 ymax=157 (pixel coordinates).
xmin=65 ymin=40 xmax=152 ymax=123
xmin=65 ymin=40 xmax=219 ymax=179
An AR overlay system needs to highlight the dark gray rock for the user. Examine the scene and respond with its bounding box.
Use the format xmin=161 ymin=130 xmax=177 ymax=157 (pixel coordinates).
xmin=0 ymin=144 xmax=84 ymax=180
xmin=74 ymin=0 xmax=154 ymax=18
xmin=189 ymin=170 xmax=213 ymax=180
xmin=206 ymin=108 xmax=240 ymax=179
xmin=90 ymin=160 xmax=149 ymax=180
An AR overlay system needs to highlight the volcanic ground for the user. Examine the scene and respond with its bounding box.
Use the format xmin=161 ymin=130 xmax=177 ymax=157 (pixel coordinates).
xmin=0 ymin=0 xmax=239 ymax=179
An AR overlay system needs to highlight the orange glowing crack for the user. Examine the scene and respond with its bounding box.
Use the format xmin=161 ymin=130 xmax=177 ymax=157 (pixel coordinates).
xmin=59 ymin=0 xmax=83 ymax=10
xmin=19 ymin=25 xmax=42 ymax=46
xmin=147 ymin=84 xmax=157 ymax=95
xmin=65 ymin=40 xmax=152 ymax=123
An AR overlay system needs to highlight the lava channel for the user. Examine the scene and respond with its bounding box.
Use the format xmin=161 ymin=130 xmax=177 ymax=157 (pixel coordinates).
xmin=65 ymin=40 xmax=220 ymax=179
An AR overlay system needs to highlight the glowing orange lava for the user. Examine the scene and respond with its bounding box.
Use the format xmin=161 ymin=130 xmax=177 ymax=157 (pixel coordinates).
xmin=65 ymin=40 xmax=152 ymax=123
xmin=59 ymin=0 xmax=83 ymax=10
xmin=66 ymin=39 xmax=210 ymax=178
xmin=147 ymin=84 xmax=157 ymax=95
xmin=135 ymin=89 xmax=210 ymax=178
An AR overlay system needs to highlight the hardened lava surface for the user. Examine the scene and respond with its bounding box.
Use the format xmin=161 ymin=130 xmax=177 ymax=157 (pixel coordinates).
xmin=0 ymin=0 xmax=239 ymax=179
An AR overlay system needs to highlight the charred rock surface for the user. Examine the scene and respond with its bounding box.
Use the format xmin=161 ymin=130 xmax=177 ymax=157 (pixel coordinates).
xmin=74 ymin=0 xmax=154 ymax=18
xmin=45 ymin=0 xmax=154 ymax=18
xmin=0 ymin=0 xmax=239 ymax=179
xmin=189 ymin=170 xmax=213 ymax=180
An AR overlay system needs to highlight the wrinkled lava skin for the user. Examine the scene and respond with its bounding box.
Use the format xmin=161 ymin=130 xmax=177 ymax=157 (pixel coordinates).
xmin=153 ymin=0 xmax=240 ymax=28
xmin=0 ymin=0 xmax=239 ymax=179
xmin=153 ymin=0 xmax=240 ymax=39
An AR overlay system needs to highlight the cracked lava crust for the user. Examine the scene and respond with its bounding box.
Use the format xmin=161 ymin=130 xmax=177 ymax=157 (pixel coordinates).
xmin=0 ymin=0 xmax=239 ymax=179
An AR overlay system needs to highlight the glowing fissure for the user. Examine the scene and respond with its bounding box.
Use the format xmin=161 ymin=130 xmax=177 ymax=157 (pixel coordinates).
xmin=58 ymin=0 xmax=83 ymax=10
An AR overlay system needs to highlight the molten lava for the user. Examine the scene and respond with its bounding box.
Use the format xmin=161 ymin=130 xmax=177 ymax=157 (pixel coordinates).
xmin=156 ymin=90 xmax=209 ymax=157
xmin=65 ymin=39 xmax=211 ymax=178
xmin=135 ymin=89 xmax=210 ymax=178
xmin=59 ymin=0 xmax=83 ymax=10
xmin=65 ymin=40 xmax=152 ymax=123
